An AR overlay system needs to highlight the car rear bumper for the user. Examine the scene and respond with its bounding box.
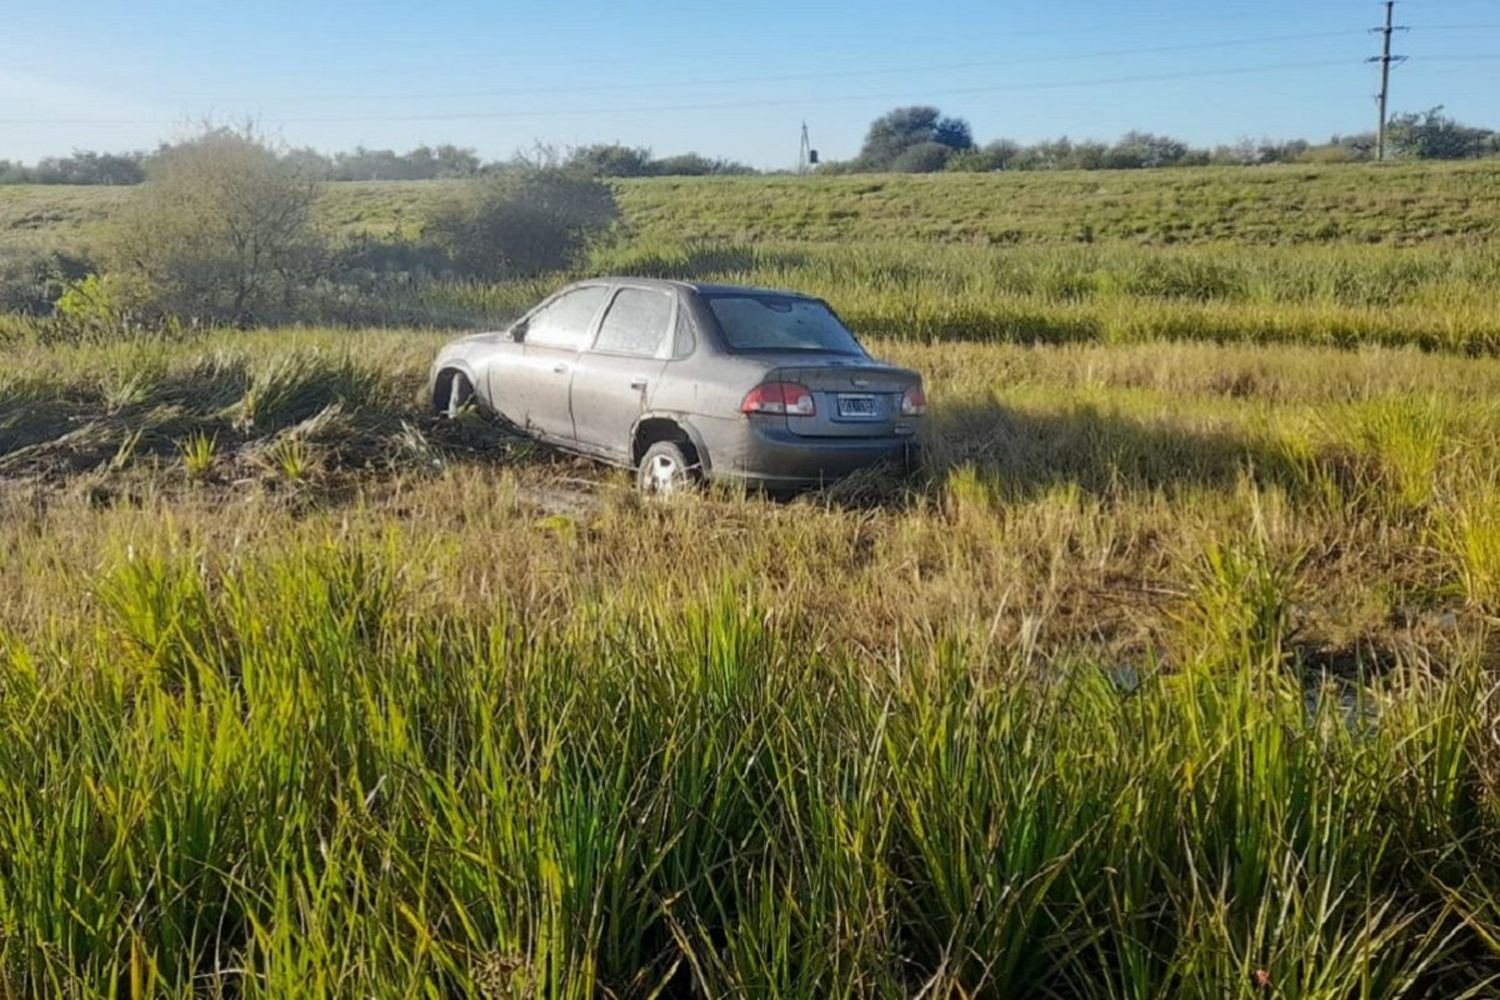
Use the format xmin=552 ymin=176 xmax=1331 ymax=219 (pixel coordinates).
xmin=706 ymin=418 xmax=919 ymax=488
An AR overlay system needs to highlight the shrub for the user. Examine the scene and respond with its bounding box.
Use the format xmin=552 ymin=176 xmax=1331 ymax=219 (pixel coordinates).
xmin=424 ymin=169 xmax=619 ymax=280
xmin=889 ymin=141 xmax=956 ymax=174
xmin=54 ymin=272 xmax=157 ymax=331
xmin=0 ymin=246 xmax=92 ymax=315
xmin=104 ymin=126 xmax=326 ymax=324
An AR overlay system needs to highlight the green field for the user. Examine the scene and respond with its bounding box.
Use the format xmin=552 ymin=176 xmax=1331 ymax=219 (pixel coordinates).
xmin=10 ymin=161 xmax=1500 ymax=353
xmin=4 ymin=165 xmax=1500 ymax=996
xmin=7 ymin=160 xmax=1500 ymax=249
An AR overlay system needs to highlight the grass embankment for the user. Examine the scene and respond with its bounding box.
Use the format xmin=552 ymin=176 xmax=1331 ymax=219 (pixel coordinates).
xmin=7 ymin=162 xmax=1500 ymax=354
xmin=7 ymin=161 xmax=1499 ymax=250
xmin=3 ymin=331 xmax=1500 ymax=995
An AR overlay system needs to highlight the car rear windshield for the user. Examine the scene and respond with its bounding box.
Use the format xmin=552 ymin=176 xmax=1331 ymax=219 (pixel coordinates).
xmin=704 ymin=294 xmax=864 ymax=355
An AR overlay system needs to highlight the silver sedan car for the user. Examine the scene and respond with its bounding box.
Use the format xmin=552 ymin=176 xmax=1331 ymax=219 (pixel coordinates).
xmin=430 ymin=278 xmax=925 ymax=492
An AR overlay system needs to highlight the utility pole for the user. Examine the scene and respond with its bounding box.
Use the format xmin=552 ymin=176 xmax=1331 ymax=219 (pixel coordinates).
xmin=1369 ymin=1 xmax=1408 ymax=161
xmin=797 ymin=122 xmax=817 ymax=175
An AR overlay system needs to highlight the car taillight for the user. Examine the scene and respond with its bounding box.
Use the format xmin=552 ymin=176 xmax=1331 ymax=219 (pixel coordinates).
xmin=741 ymin=382 xmax=816 ymax=417
xmin=900 ymin=384 xmax=927 ymax=417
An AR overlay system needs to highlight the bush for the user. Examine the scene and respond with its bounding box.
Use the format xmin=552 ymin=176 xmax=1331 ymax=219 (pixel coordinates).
xmin=54 ymin=272 xmax=157 ymax=332
xmin=105 ymin=127 xmax=326 ymax=324
xmin=889 ymin=141 xmax=956 ymax=174
xmin=424 ymin=169 xmax=619 ymax=280
xmin=1297 ymin=144 xmax=1363 ymax=165
xmin=0 ymin=246 xmax=92 ymax=315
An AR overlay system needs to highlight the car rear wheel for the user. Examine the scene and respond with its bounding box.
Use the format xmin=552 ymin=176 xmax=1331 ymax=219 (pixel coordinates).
xmin=637 ymin=440 xmax=699 ymax=496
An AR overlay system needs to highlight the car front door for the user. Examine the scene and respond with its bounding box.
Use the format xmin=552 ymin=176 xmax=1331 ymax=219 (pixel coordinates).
xmin=491 ymin=284 xmax=609 ymax=443
xmin=569 ymin=285 xmax=675 ymax=462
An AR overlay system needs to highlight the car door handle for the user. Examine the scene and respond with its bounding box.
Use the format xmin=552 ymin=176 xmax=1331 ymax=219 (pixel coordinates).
xmin=629 ymin=378 xmax=648 ymax=390
xmin=553 ymin=364 xmax=568 ymax=374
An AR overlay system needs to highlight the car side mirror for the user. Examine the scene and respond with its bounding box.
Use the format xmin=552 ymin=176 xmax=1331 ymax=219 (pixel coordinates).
xmin=509 ymin=319 xmax=528 ymax=342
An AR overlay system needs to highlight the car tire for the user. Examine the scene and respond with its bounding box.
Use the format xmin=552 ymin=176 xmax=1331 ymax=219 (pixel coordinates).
xmin=440 ymin=371 xmax=473 ymax=419
xmin=637 ymin=440 xmax=700 ymax=496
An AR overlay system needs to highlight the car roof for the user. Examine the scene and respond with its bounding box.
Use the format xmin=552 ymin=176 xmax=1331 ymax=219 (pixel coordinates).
xmin=575 ymin=276 xmax=817 ymax=300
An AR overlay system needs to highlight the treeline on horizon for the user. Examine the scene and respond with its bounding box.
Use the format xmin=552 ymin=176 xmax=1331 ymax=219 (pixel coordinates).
xmin=4 ymin=104 xmax=1498 ymax=185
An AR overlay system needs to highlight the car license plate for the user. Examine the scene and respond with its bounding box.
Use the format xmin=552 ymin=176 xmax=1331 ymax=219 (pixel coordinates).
xmin=837 ymin=393 xmax=879 ymax=418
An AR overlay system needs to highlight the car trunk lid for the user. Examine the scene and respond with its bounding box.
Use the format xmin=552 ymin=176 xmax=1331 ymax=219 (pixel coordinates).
xmin=765 ymin=361 xmax=920 ymax=438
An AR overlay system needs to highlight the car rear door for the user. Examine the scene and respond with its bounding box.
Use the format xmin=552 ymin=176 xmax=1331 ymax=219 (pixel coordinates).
xmin=568 ymin=285 xmax=675 ymax=461
xmin=492 ymin=284 xmax=608 ymax=443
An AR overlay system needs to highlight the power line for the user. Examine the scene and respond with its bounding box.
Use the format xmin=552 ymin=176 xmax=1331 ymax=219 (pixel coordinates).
xmin=0 ymin=59 xmax=1363 ymax=127
xmin=150 ymin=30 xmax=1366 ymax=106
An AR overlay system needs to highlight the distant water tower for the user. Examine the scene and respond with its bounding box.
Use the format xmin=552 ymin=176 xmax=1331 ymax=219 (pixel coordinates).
xmin=798 ymin=122 xmax=818 ymax=174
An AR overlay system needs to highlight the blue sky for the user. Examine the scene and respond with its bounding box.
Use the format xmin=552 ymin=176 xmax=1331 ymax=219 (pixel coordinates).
xmin=1 ymin=0 xmax=1496 ymax=168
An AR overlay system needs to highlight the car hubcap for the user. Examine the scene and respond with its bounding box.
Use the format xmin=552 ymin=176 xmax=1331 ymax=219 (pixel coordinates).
xmin=647 ymin=453 xmax=680 ymax=493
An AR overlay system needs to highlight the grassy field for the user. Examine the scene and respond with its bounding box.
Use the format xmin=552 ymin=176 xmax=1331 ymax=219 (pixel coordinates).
xmin=10 ymin=161 xmax=1500 ymax=354
xmin=3 ymin=328 xmax=1500 ymax=996
xmin=2 ymin=163 xmax=1500 ymax=995
xmin=6 ymin=160 xmax=1500 ymax=250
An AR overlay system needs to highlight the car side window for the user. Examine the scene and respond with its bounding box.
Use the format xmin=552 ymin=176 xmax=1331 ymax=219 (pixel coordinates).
xmin=592 ymin=287 xmax=673 ymax=357
xmin=525 ymin=286 xmax=608 ymax=350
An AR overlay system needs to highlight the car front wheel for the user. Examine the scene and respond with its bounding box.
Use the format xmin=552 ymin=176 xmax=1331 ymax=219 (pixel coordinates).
xmin=637 ymin=440 xmax=699 ymax=496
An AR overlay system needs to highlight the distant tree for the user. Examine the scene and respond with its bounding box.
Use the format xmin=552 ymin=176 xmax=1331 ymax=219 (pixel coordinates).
xmin=651 ymin=153 xmax=756 ymax=176
xmin=945 ymin=149 xmax=993 ymax=172
xmin=983 ymin=139 xmax=1024 ymax=170
xmin=323 ymin=144 xmax=482 ymax=181
xmin=932 ymin=117 xmax=974 ymax=152
xmin=946 ymin=138 xmax=1025 ymax=172
xmin=1262 ymin=139 xmax=1311 ymax=163
xmin=22 ymin=150 xmax=147 ymax=185
xmin=430 ymin=144 xmax=483 ymax=176
xmin=1012 ymin=137 xmax=1074 ymax=171
xmin=1387 ymin=107 xmax=1496 ymax=160
xmin=1071 ymin=139 xmax=1111 ymax=170
xmin=1106 ymin=131 xmax=1190 ymax=169
xmin=424 ymin=168 xmax=619 ymax=279
xmin=282 ymin=147 xmax=335 ymax=177
xmin=857 ymin=106 xmax=975 ymax=170
xmin=889 ymin=141 xmax=956 ymax=173
xmin=565 ymin=144 xmax=656 ymax=177
xmin=105 ymin=127 xmax=325 ymax=322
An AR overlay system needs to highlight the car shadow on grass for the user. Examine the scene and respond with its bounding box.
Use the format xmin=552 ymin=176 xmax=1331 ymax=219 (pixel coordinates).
xmin=821 ymin=396 xmax=1342 ymax=511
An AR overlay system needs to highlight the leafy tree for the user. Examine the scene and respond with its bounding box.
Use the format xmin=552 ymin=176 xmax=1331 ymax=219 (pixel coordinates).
xmin=1388 ymin=107 xmax=1496 ymax=160
xmin=565 ymin=144 xmax=656 ymax=178
xmin=889 ymin=141 xmax=956 ymax=173
xmin=105 ymin=127 xmax=326 ymax=323
xmin=651 ymin=153 xmax=756 ymax=176
xmin=1071 ymin=139 xmax=1111 ymax=170
xmin=1106 ymin=131 xmax=1190 ymax=169
xmin=932 ymin=117 xmax=975 ymax=152
xmin=424 ymin=168 xmax=619 ymax=279
xmin=857 ymin=106 xmax=975 ymax=170
xmin=6 ymin=151 xmax=148 ymax=185
xmin=322 ymin=144 xmax=482 ymax=180
xmin=947 ymin=139 xmax=1025 ymax=173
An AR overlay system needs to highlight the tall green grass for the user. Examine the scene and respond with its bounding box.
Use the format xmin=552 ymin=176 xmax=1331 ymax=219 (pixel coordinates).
xmin=4 ymin=330 xmax=1500 ymax=995
xmin=1 ymin=533 xmax=1498 ymax=996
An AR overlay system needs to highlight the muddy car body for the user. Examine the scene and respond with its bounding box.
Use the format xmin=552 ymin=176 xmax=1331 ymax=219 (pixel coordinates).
xmin=430 ymin=278 xmax=925 ymax=491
